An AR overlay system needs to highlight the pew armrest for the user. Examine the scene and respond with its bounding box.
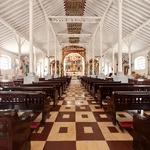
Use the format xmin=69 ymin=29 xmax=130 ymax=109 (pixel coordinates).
xmin=0 ymin=110 xmax=31 ymax=150
xmin=133 ymin=114 xmax=150 ymax=150
xmin=133 ymin=114 xmax=150 ymax=133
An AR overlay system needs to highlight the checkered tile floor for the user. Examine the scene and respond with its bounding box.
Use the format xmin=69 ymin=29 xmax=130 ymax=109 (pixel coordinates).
xmin=31 ymin=79 xmax=133 ymax=150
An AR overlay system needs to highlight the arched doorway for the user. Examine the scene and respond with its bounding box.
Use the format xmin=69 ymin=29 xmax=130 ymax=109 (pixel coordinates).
xmin=64 ymin=53 xmax=85 ymax=76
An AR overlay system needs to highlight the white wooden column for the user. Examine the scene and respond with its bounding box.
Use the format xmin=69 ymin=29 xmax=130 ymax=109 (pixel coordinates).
xmin=92 ymin=36 xmax=95 ymax=75
xmin=87 ymin=56 xmax=90 ymax=76
xmin=112 ymin=47 xmax=115 ymax=75
xmin=54 ymin=37 xmax=57 ymax=76
xmin=99 ymin=25 xmax=103 ymax=74
xmin=50 ymin=58 xmax=53 ymax=76
xmin=29 ymin=0 xmax=34 ymax=73
xmin=87 ymin=43 xmax=91 ymax=75
xmin=33 ymin=47 xmax=37 ymax=74
xmin=118 ymin=0 xmax=123 ymax=73
xmin=128 ymin=44 xmax=132 ymax=75
xmin=41 ymin=52 xmax=45 ymax=77
xmin=107 ymin=62 xmax=109 ymax=75
xmin=86 ymin=44 xmax=89 ymax=75
xmin=59 ymin=62 xmax=61 ymax=77
xmin=46 ymin=21 xmax=51 ymax=75
xmin=18 ymin=37 xmax=21 ymax=66
xmin=15 ymin=34 xmax=25 ymax=76
xmin=14 ymin=35 xmax=22 ymax=77
xmin=126 ymin=36 xmax=134 ymax=76
xmin=103 ymin=55 xmax=105 ymax=74
xmin=147 ymin=51 xmax=150 ymax=76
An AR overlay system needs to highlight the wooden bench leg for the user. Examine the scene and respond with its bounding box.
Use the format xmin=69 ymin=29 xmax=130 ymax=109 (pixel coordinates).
xmin=112 ymin=111 xmax=117 ymax=125
xmin=41 ymin=111 xmax=46 ymax=126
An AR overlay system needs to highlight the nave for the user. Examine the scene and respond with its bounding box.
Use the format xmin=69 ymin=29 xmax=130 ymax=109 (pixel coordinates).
xmin=31 ymin=79 xmax=132 ymax=150
xmin=0 ymin=0 xmax=150 ymax=149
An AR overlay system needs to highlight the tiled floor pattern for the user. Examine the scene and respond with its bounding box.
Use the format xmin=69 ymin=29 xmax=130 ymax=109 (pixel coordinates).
xmin=31 ymin=80 xmax=133 ymax=150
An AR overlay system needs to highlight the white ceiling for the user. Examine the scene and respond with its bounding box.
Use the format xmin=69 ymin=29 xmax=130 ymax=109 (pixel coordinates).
xmin=0 ymin=0 xmax=150 ymax=57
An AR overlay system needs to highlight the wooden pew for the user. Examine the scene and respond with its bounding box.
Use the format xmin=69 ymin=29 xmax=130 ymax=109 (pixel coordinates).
xmin=110 ymin=91 xmax=150 ymax=125
xmin=39 ymin=76 xmax=71 ymax=89
xmin=80 ymin=76 xmax=105 ymax=88
xmin=23 ymin=78 xmax=70 ymax=102
xmin=0 ymin=80 xmax=14 ymax=87
xmin=65 ymin=76 xmax=71 ymax=85
xmin=85 ymin=78 xmax=105 ymax=90
xmin=49 ymin=76 xmax=71 ymax=86
xmin=32 ymin=81 xmax=64 ymax=96
xmin=13 ymin=79 xmax=23 ymax=86
xmin=97 ymin=84 xmax=150 ymax=107
xmin=2 ymin=86 xmax=57 ymax=106
xmin=39 ymin=78 xmax=45 ymax=81
xmin=0 ymin=91 xmax=48 ymax=124
xmin=129 ymin=78 xmax=150 ymax=84
xmin=80 ymin=76 xmax=119 ymax=95
xmin=0 ymin=110 xmax=31 ymax=150
xmin=47 ymin=80 xmax=67 ymax=91
xmin=91 ymin=81 xmax=123 ymax=97
xmin=0 ymin=79 xmax=23 ymax=87
xmin=39 ymin=76 xmax=71 ymax=86
xmin=133 ymin=114 xmax=150 ymax=150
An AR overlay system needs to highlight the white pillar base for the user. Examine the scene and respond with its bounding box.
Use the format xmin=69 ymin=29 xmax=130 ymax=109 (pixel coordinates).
xmin=16 ymin=75 xmax=24 ymax=80
xmin=113 ymin=73 xmax=129 ymax=83
xmin=98 ymin=73 xmax=106 ymax=79
xmin=45 ymin=74 xmax=52 ymax=80
xmin=91 ymin=75 xmax=97 ymax=78
xmin=54 ymin=74 xmax=59 ymax=78
xmin=23 ymin=73 xmax=39 ymax=84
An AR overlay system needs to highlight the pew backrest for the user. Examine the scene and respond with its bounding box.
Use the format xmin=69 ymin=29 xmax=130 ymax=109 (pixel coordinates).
xmin=111 ymin=91 xmax=150 ymax=124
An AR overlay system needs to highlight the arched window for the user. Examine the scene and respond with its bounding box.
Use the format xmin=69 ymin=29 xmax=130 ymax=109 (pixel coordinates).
xmin=134 ymin=56 xmax=145 ymax=70
xmin=0 ymin=55 xmax=11 ymax=70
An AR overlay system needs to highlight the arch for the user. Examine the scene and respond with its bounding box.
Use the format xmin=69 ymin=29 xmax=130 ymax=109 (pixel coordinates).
xmin=62 ymin=45 xmax=86 ymax=61
xmin=62 ymin=45 xmax=86 ymax=76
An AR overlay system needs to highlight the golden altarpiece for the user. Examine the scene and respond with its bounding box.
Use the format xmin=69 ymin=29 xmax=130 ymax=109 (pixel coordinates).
xmin=62 ymin=46 xmax=86 ymax=76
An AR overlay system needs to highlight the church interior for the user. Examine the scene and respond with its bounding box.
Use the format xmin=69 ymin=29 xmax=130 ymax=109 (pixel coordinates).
xmin=0 ymin=0 xmax=150 ymax=150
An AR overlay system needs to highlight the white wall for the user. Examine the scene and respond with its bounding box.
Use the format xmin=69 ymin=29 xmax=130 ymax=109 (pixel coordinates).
xmin=105 ymin=51 xmax=118 ymax=74
xmin=131 ymin=48 xmax=149 ymax=76
xmin=0 ymin=48 xmax=18 ymax=80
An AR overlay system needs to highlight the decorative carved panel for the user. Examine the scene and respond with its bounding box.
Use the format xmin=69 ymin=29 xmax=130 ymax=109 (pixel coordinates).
xmin=69 ymin=37 xmax=80 ymax=43
xmin=64 ymin=0 xmax=86 ymax=16
xmin=64 ymin=0 xmax=86 ymax=43
xmin=67 ymin=23 xmax=82 ymax=34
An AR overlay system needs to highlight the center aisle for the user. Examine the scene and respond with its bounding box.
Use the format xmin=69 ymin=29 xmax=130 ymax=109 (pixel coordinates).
xmin=31 ymin=79 xmax=133 ymax=150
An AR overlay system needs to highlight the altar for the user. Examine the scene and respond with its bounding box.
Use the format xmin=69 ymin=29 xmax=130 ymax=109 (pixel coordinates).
xmin=64 ymin=53 xmax=84 ymax=76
